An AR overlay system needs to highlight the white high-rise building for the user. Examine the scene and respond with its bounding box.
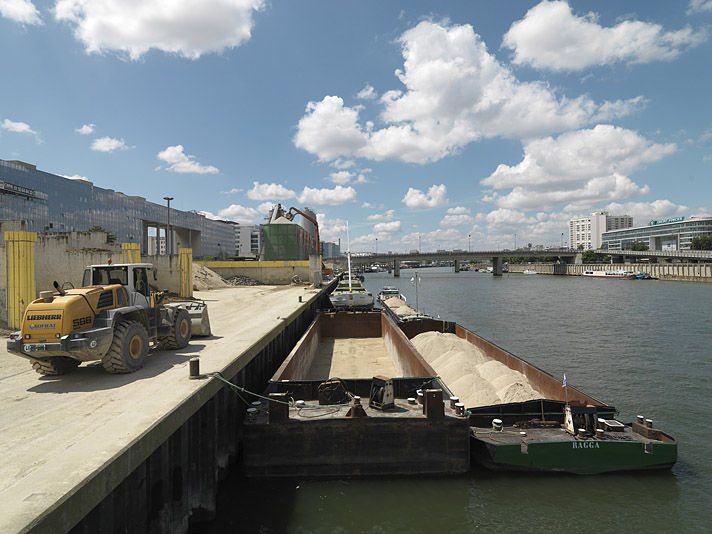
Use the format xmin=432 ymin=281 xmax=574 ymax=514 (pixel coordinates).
xmin=569 ymin=211 xmax=633 ymax=250
xmin=234 ymin=224 xmax=261 ymax=259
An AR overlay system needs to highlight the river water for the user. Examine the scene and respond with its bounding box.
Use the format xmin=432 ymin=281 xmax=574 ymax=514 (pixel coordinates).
xmin=194 ymin=268 xmax=711 ymax=533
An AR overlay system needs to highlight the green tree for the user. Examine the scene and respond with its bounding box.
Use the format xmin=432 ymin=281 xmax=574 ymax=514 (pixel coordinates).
xmin=577 ymin=244 xmax=584 ymax=250
xmin=581 ymin=250 xmax=610 ymax=263
xmin=691 ymin=235 xmax=712 ymax=250
xmin=87 ymin=225 xmax=116 ymax=243
xmin=630 ymin=240 xmax=649 ymax=251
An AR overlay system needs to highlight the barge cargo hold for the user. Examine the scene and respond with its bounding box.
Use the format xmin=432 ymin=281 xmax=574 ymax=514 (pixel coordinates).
xmin=242 ymin=311 xmax=470 ymax=478
xmin=398 ymin=319 xmax=678 ymax=475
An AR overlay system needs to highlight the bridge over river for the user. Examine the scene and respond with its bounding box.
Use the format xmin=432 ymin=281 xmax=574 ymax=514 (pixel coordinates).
xmin=326 ymin=248 xmax=712 ymax=276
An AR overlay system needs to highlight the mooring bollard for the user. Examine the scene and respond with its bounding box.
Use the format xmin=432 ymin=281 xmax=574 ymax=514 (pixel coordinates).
xmin=189 ymin=357 xmax=200 ymax=379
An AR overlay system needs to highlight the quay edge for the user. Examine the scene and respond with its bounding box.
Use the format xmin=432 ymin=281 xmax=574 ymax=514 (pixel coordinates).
xmin=0 ymin=283 xmax=334 ymax=534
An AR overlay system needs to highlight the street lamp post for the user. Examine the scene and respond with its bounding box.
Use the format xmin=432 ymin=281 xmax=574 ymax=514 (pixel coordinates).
xmin=418 ymin=235 xmax=421 ymax=252
xmin=561 ymin=232 xmax=564 ymax=248
xmin=375 ymin=237 xmax=378 ymax=254
xmin=468 ymin=234 xmax=471 ymax=252
xmin=514 ymin=233 xmax=517 ymax=249
xmin=163 ymin=196 xmax=173 ymax=255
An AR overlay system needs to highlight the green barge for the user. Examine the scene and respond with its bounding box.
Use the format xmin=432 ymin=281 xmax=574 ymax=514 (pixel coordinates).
xmin=398 ymin=319 xmax=678 ymax=475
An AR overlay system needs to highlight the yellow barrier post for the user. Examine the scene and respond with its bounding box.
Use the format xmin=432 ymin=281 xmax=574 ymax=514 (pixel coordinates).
xmin=5 ymin=231 xmax=37 ymax=330
xmin=121 ymin=242 xmax=141 ymax=264
xmin=179 ymin=248 xmax=193 ymax=298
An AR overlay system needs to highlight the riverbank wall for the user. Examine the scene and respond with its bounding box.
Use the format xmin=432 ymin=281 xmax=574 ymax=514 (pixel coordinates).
xmin=506 ymin=262 xmax=712 ymax=282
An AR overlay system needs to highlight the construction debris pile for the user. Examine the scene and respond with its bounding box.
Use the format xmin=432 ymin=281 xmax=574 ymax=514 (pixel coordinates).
xmin=193 ymin=264 xmax=262 ymax=290
xmin=411 ymin=331 xmax=541 ymax=408
xmin=225 ymin=275 xmax=263 ymax=286
xmin=193 ymin=263 xmax=232 ymax=291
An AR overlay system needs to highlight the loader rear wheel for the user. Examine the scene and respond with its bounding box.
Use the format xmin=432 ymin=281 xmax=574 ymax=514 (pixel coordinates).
xmin=162 ymin=308 xmax=191 ymax=350
xmin=31 ymin=357 xmax=80 ymax=376
xmin=102 ymin=321 xmax=149 ymax=374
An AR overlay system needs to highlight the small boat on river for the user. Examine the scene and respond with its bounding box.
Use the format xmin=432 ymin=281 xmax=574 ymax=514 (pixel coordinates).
xmin=582 ymin=269 xmax=636 ymax=279
xmin=377 ymin=286 xmax=406 ymax=303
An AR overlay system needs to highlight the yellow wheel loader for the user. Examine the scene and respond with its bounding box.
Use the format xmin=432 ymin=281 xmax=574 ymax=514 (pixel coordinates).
xmin=7 ymin=262 xmax=210 ymax=376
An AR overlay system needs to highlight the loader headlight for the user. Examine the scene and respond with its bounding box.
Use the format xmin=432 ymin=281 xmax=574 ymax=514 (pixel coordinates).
xmin=25 ymin=334 xmax=30 ymax=340
xmin=55 ymin=333 xmax=61 ymax=339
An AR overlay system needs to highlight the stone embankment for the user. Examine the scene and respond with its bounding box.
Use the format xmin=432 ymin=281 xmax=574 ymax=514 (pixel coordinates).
xmin=411 ymin=331 xmax=541 ymax=407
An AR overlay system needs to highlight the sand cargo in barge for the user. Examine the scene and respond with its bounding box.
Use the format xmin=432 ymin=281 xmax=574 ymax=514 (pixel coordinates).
xmin=399 ymin=319 xmax=678 ymax=475
xmin=241 ymin=311 xmax=470 ymax=478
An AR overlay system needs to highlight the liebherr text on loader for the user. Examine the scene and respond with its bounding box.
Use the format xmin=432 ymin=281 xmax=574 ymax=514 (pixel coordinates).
xmin=7 ymin=261 xmax=210 ymax=376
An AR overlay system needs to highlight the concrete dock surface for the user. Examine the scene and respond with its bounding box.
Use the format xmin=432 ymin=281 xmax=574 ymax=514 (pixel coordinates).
xmin=0 ymin=284 xmax=322 ymax=534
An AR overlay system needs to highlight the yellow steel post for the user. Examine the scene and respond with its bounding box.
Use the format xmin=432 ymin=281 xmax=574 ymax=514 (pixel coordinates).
xmin=121 ymin=242 xmax=141 ymax=263
xmin=179 ymin=248 xmax=193 ymax=298
xmin=5 ymin=231 xmax=37 ymax=330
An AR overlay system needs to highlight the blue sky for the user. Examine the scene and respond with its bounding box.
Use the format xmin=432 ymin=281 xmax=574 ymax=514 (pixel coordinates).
xmin=2 ymin=1 xmax=711 ymax=252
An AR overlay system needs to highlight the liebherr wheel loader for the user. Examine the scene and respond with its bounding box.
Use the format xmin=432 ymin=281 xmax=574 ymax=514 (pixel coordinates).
xmin=7 ymin=262 xmax=210 ymax=376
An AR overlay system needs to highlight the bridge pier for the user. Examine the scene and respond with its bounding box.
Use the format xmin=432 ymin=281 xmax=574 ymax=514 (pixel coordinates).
xmin=492 ymin=257 xmax=503 ymax=276
xmin=454 ymin=259 xmax=460 ymax=273
xmin=394 ymin=260 xmax=400 ymax=277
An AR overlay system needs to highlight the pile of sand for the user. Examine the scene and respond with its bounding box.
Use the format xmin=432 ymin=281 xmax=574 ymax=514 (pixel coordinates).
xmin=383 ymin=297 xmax=419 ymax=317
xmin=193 ymin=263 xmax=232 ymax=291
xmin=410 ymin=331 xmax=541 ymax=408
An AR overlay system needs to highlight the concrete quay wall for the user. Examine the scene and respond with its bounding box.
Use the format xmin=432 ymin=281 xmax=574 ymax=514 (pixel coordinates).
xmin=68 ymin=292 xmax=328 ymax=534
xmin=506 ymin=262 xmax=712 ymax=282
xmin=0 ymin=285 xmax=333 ymax=534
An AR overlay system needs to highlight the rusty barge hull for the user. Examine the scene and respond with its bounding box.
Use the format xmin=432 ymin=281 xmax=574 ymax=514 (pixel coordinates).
xmin=242 ymin=311 xmax=470 ymax=478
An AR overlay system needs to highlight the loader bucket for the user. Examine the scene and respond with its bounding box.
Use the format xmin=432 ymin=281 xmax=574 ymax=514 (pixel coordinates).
xmin=184 ymin=301 xmax=212 ymax=337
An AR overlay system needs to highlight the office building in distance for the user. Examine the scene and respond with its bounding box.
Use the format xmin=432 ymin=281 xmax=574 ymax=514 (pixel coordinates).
xmin=0 ymin=158 xmax=234 ymax=258
xmin=601 ymin=216 xmax=712 ymax=251
xmin=569 ymin=211 xmax=634 ymax=250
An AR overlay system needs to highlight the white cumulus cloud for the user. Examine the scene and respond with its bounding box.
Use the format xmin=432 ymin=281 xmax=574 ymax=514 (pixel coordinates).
xmin=602 ymin=200 xmax=689 ymax=224
xmin=447 ymin=206 xmax=471 ymax=214
xmin=1 ymin=118 xmax=40 ymax=141
xmin=294 ymin=20 xmax=641 ymax=164
xmin=373 ymin=221 xmax=402 ymax=234
xmin=402 ymin=184 xmax=448 ymax=209
xmin=217 ymin=204 xmax=260 ymax=224
xmin=156 ymin=145 xmax=218 ymax=174
xmin=54 ymin=0 xmax=264 ymax=60
xmin=316 ymin=213 xmax=349 ymax=243
xmin=247 ymin=181 xmax=296 ymax=201
xmin=356 ymin=84 xmax=377 ymax=100
xmin=368 ymin=210 xmax=395 ymax=221
xmin=0 ymin=0 xmax=42 ymax=25
xmin=481 ymin=125 xmax=676 ymax=211
xmin=256 ymin=202 xmax=275 ymax=215
xmin=441 ymin=214 xmax=474 ymax=227
xmin=91 ymin=136 xmax=129 ymax=153
xmin=297 ymin=185 xmax=357 ymax=206
xmin=503 ymin=1 xmax=707 ymax=71
xmin=688 ymin=0 xmax=712 ymax=14
xmin=327 ymin=171 xmax=354 ymax=185
xmin=75 ymin=123 xmax=95 ymax=135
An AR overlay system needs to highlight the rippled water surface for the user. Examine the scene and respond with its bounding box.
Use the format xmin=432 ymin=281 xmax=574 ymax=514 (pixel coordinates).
xmin=194 ymin=269 xmax=712 ymax=533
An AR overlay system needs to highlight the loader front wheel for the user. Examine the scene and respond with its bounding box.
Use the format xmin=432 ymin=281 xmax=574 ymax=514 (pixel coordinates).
xmin=102 ymin=321 xmax=149 ymax=374
xmin=162 ymin=308 xmax=191 ymax=350
xmin=32 ymin=357 xmax=80 ymax=376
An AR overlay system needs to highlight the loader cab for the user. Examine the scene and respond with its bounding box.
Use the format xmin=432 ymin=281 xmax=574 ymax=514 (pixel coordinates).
xmin=82 ymin=263 xmax=155 ymax=307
